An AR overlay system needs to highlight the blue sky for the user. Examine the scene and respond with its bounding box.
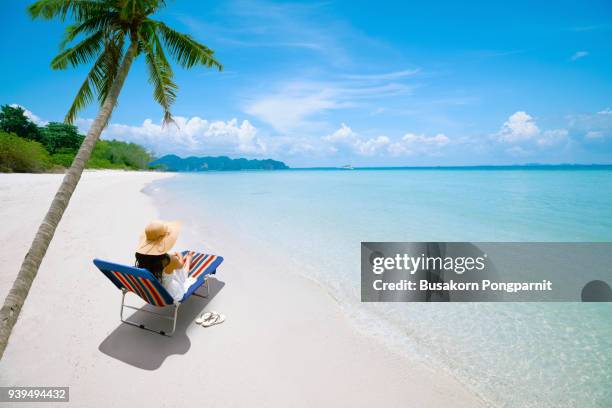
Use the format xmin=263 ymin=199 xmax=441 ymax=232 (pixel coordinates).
xmin=2 ymin=0 xmax=612 ymax=166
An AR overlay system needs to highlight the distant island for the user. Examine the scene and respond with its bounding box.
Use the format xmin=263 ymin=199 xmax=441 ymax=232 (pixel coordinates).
xmin=150 ymin=154 xmax=289 ymax=172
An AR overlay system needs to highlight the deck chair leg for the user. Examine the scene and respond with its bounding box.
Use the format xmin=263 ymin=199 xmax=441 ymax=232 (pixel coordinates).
xmin=120 ymin=289 xmax=127 ymax=321
xmin=192 ymin=276 xmax=210 ymax=299
xmin=119 ymin=290 xmax=180 ymax=337
xmin=168 ymin=303 xmax=179 ymax=336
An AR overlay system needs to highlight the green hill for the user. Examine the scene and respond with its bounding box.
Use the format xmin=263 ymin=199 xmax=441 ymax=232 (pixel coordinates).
xmin=150 ymin=154 xmax=289 ymax=171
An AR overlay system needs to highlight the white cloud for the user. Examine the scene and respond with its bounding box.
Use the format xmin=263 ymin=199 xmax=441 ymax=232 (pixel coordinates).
xmin=322 ymin=125 xmax=451 ymax=158
xmin=354 ymin=136 xmax=390 ymax=156
xmin=181 ymin=0 xmax=390 ymax=68
xmin=322 ymin=123 xmax=357 ymax=142
xmin=567 ymin=108 xmax=612 ymax=141
xmin=495 ymin=111 xmax=540 ymax=143
xmin=570 ymin=51 xmax=589 ymax=61
xmin=246 ymin=86 xmax=343 ymax=133
xmin=244 ymin=78 xmax=413 ymax=133
xmin=388 ymin=133 xmax=450 ymax=156
xmin=536 ymin=129 xmax=569 ymax=147
xmin=585 ymin=130 xmax=604 ymax=139
xmin=78 ymin=115 xmax=267 ymax=156
xmin=404 ymin=133 xmax=450 ymax=147
xmin=505 ymin=146 xmax=530 ymax=157
xmin=342 ymin=69 xmax=420 ymax=81
xmin=597 ymin=108 xmax=612 ymax=115
xmin=494 ymin=111 xmax=572 ymax=150
xmin=195 ymin=1 xmax=349 ymax=63
xmin=322 ymin=123 xmax=389 ymax=156
xmin=286 ymin=141 xmax=316 ymax=155
xmin=9 ymin=104 xmax=48 ymax=126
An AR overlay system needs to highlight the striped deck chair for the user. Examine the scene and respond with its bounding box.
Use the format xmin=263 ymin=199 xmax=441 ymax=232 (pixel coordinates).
xmin=93 ymin=251 xmax=223 ymax=336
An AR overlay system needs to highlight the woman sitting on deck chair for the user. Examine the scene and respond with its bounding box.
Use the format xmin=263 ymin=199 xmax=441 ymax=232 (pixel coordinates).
xmin=135 ymin=220 xmax=193 ymax=301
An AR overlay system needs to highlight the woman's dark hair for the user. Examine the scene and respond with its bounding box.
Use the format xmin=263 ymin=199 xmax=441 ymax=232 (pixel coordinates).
xmin=135 ymin=253 xmax=170 ymax=280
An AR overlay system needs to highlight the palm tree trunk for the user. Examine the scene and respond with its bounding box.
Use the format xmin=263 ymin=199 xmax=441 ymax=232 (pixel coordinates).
xmin=0 ymin=40 xmax=139 ymax=359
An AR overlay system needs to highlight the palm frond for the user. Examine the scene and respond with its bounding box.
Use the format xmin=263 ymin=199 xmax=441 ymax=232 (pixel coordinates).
xmin=59 ymin=12 xmax=118 ymax=50
xmin=143 ymin=32 xmax=177 ymax=123
xmin=95 ymin=35 xmax=124 ymax=104
xmin=117 ymin=0 xmax=167 ymax=20
xmin=154 ymin=21 xmax=223 ymax=70
xmin=51 ymin=31 xmax=104 ymax=69
xmin=65 ymin=34 xmax=124 ymax=123
xmin=28 ymin=0 xmax=106 ymax=22
xmin=64 ymin=52 xmax=104 ymax=123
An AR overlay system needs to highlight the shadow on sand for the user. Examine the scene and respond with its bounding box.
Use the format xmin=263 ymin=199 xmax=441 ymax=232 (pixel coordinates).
xmin=98 ymin=278 xmax=225 ymax=370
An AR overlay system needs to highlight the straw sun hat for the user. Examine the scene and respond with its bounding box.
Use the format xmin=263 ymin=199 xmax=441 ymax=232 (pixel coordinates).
xmin=136 ymin=220 xmax=182 ymax=256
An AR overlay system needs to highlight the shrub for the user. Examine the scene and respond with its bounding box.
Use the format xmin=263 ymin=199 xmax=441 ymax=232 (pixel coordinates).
xmin=87 ymin=156 xmax=128 ymax=169
xmin=50 ymin=139 xmax=153 ymax=170
xmin=0 ymin=131 xmax=52 ymax=172
xmin=88 ymin=140 xmax=152 ymax=170
xmin=50 ymin=148 xmax=77 ymax=167
xmin=0 ymin=105 xmax=43 ymax=143
xmin=41 ymin=122 xmax=84 ymax=154
xmin=0 ymin=106 xmax=153 ymax=172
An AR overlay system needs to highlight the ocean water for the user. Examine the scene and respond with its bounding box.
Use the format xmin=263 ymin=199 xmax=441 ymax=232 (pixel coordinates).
xmin=152 ymin=168 xmax=612 ymax=407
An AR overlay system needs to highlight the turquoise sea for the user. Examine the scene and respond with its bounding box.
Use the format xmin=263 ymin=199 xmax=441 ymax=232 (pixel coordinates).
xmin=152 ymin=167 xmax=612 ymax=407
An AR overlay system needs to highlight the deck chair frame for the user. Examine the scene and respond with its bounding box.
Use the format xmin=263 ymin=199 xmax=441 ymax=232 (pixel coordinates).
xmin=94 ymin=251 xmax=223 ymax=337
xmin=119 ymin=277 xmax=210 ymax=336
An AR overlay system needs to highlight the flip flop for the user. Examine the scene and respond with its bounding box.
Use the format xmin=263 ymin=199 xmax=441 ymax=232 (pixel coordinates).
xmin=202 ymin=313 xmax=225 ymax=328
xmin=195 ymin=311 xmax=217 ymax=325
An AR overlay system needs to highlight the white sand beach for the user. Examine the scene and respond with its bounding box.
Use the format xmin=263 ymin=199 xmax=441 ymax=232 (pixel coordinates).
xmin=0 ymin=171 xmax=484 ymax=407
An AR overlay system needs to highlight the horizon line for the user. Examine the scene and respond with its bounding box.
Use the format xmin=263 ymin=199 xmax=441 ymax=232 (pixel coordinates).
xmin=289 ymin=163 xmax=612 ymax=170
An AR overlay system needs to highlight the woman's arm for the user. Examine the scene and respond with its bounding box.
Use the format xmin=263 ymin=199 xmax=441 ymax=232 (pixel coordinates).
xmin=174 ymin=252 xmax=193 ymax=273
xmin=183 ymin=253 xmax=193 ymax=273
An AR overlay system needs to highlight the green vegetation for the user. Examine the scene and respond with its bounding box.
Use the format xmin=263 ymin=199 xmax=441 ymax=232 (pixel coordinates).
xmin=0 ymin=104 xmax=153 ymax=172
xmin=0 ymin=105 xmax=43 ymax=143
xmin=41 ymin=122 xmax=84 ymax=153
xmin=151 ymin=154 xmax=289 ymax=171
xmin=88 ymin=140 xmax=153 ymax=169
xmin=0 ymin=131 xmax=52 ymax=173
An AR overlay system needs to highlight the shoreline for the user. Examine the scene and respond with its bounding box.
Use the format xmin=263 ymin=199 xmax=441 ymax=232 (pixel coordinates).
xmin=146 ymin=174 xmax=490 ymax=406
xmin=147 ymin=174 xmax=504 ymax=406
xmin=0 ymin=171 xmax=485 ymax=407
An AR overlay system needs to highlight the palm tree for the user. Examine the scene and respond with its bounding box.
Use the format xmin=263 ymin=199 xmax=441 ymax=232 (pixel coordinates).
xmin=0 ymin=0 xmax=222 ymax=358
